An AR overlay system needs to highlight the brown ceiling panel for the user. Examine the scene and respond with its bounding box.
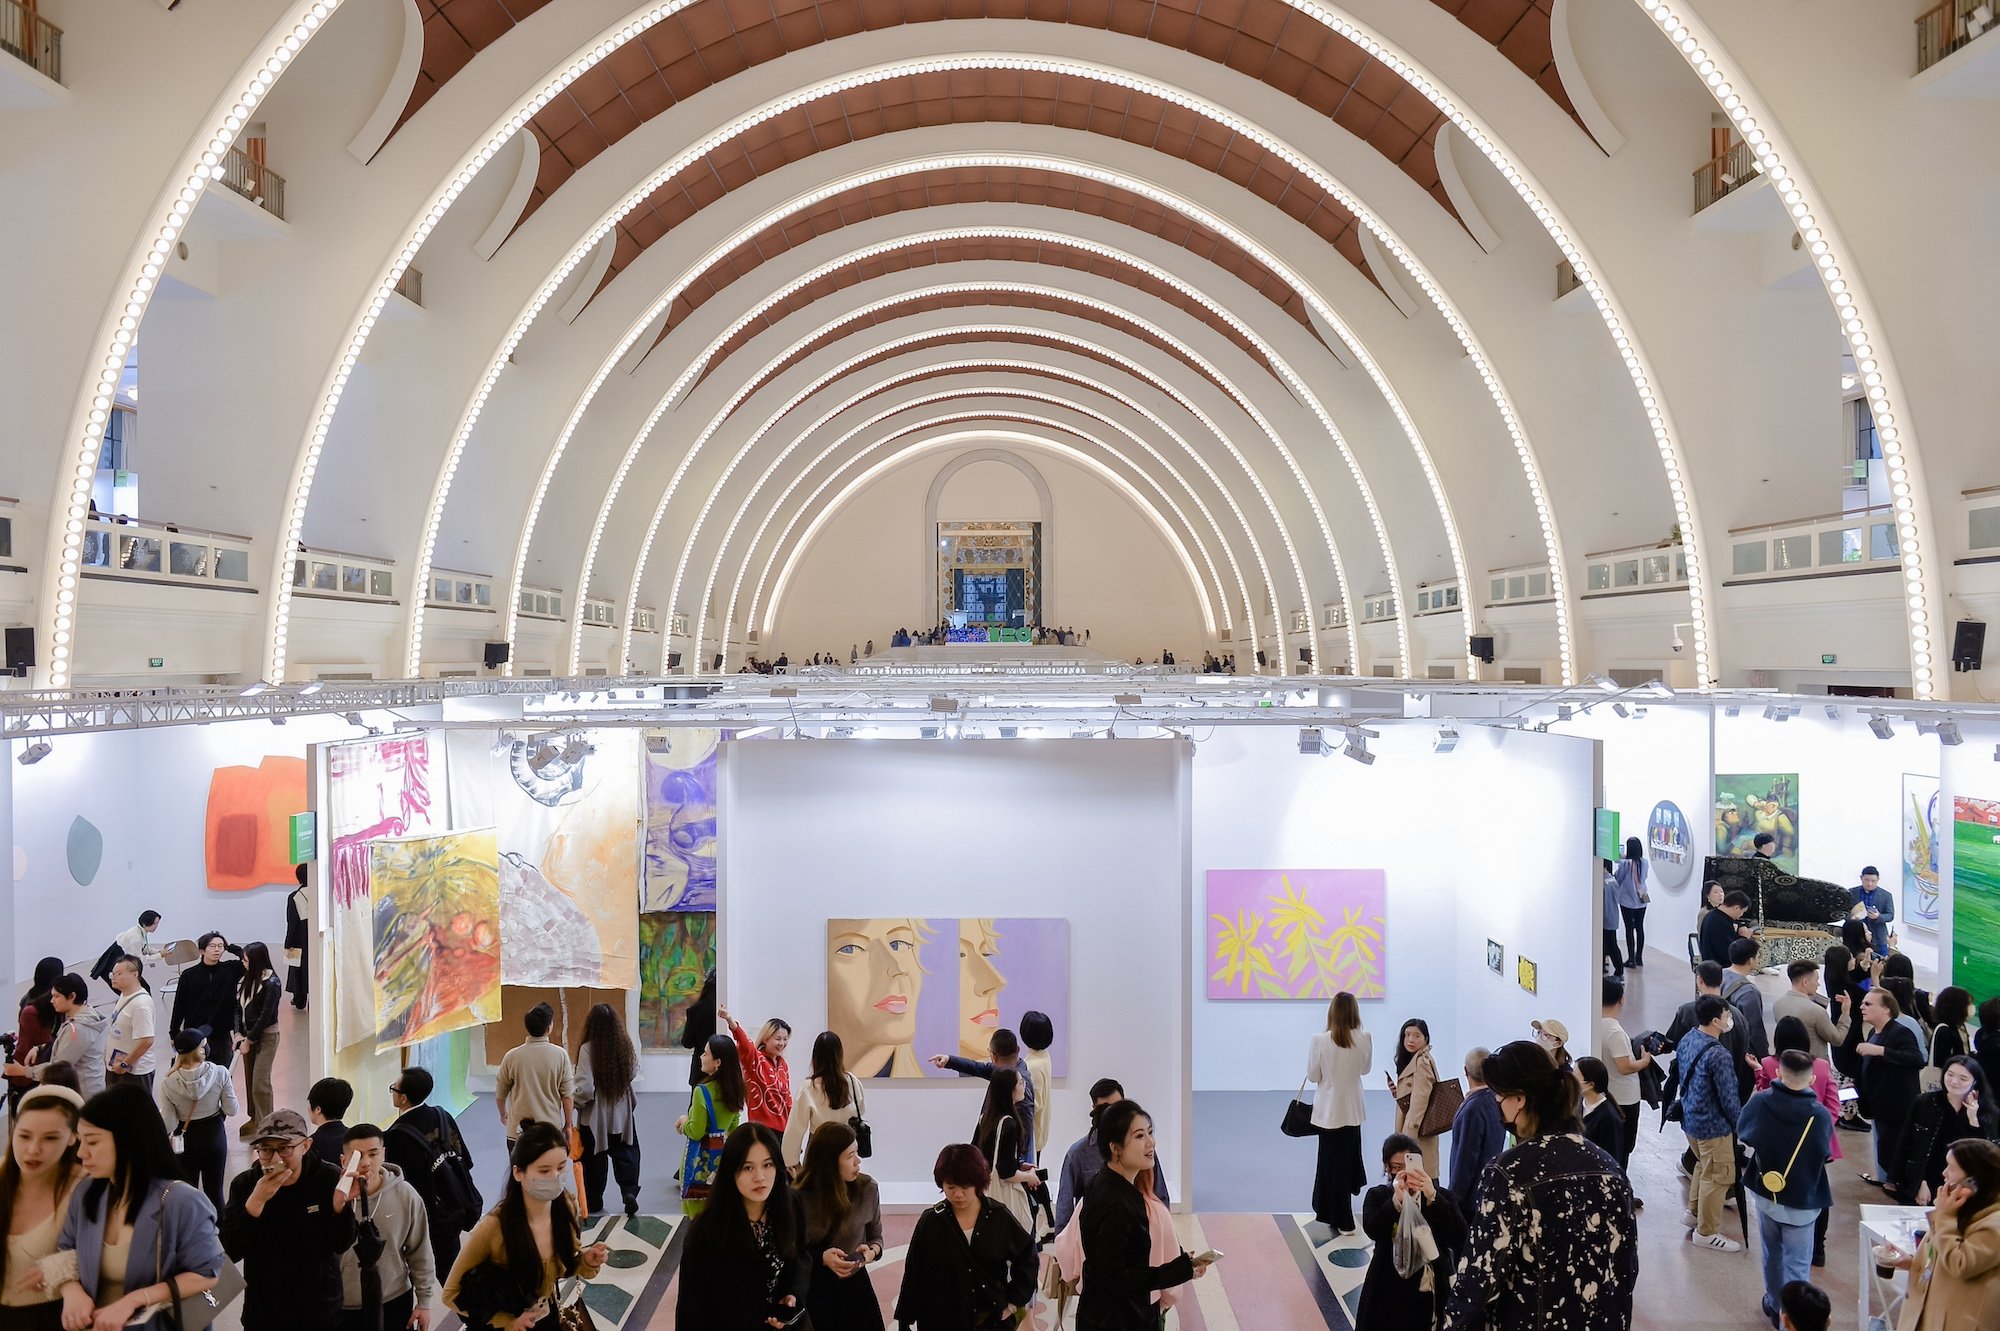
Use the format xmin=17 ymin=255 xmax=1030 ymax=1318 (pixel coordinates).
xmin=584 ymin=69 xmax=1381 ymax=314
xmin=716 ymin=293 xmax=1245 ymax=429
xmin=681 ymin=235 xmax=1281 ymax=398
xmin=1427 ymin=0 xmax=1578 ymax=122
xmin=395 ymin=1 xmax=558 ymax=135
xmin=650 ymin=165 xmax=1325 ymax=358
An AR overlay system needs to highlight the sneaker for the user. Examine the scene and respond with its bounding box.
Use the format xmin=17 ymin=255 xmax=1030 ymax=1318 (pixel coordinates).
xmin=1680 ymin=1211 xmax=1700 ymax=1229
xmin=1689 ymin=1231 xmax=1742 ymax=1253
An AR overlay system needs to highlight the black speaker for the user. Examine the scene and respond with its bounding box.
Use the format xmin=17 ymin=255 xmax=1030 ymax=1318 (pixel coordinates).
xmin=667 ymin=651 xmax=682 ymax=670
xmin=1953 ymin=620 xmax=1986 ymax=673
xmin=1470 ymin=634 xmax=1495 ymax=663
xmin=1298 ymin=646 xmax=1313 ymax=665
xmin=4 ymin=626 xmax=33 ymax=674
xmin=482 ymin=640 xmax=510 ymax=667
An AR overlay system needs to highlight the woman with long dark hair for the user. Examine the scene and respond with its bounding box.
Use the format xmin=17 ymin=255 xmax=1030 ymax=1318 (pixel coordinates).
xmin=1613 ymin=837 xmax=1648 ymax=967
xmin=5 ymin=959 xmax=63 ymax=1117
xmin=443 ymin=1121 xmax=608 ymax=1330
xmin=0 ymin=1086 xmax=84 ymax=1331
xmin=1885 ymin=1138 xmax=2000 ymax=1327
xmin=1891 ymin=1056 xmax=2000 ymax=1206
xmin=1825 ymin=944 xmax=1869 ymax=1087
xmin=42 ymin=1084 xmax=223 ymax=1331
xmin=1386 ymin=1018 xmax=1440 ymax=1176
xmin=232 ymin=943 xmax=283 ymax=1137
xmin=781 ymin=1032 xmax=863 ymax=1171
xmin=1439 ymin=1042 xmax=1637 ymax=1330
xmin=1306 ymin=991 xmax=1371 ymax=1235
xmin=971 ymin=1069 xmax=1036 ymax=1235
xmin=795 ymin=1122 xmax=883 ymax=1331
xmin=1931 ymin=986 xmax=1976 ymax=1070
xmin=674 ymin=1124 xmax=810 ymax=1330
xmin=575 ymin=1003 xmax=640 ymax=1218
xmin=895 ymin=1144 xmax=1036 ymax=1330
xmin=678 ymin=1035 xmax=745 ymax=1216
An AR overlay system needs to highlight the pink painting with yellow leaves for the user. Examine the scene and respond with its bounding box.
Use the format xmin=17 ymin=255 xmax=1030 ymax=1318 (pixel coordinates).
xmin=1205 ymin=869 xmax=1387 ymax=1000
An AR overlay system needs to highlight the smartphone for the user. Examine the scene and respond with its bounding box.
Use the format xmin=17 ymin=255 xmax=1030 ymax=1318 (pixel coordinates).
xmin=764 ymin=1303 xmax=806 ymax=1327
xmin=1193 ymin=1249 xmax=1224 ymax=1264
xmin=1838 ymin=1085 xmax=1860 ymax=1104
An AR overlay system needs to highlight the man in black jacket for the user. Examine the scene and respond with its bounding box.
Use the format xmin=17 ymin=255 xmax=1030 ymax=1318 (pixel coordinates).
xmin=169 ymin=932 xmax=245 ymax=1068
xmin=383 ymin=1066 xmax=475 ymax=1278
xmin=222 ymin=1109 xmax=358 ymax=1331
xmin=309 ymin=1076 xmax=355 ymax=1166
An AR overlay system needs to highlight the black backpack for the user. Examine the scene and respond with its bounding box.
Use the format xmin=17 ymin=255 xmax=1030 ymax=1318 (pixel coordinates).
xmin=389 ymin=1107 xmax=482 ymax=1229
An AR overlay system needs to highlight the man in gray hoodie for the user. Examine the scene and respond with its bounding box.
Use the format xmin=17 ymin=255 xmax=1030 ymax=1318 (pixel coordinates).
xmin=1 ymin=973 xmax=108 ymax=1097
xmin=337 ymin=1123 xmax=436 ymax=1331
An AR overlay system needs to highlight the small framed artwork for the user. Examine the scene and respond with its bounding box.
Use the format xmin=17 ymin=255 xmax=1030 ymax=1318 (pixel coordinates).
xmin=1517 ymin=955 xmax=1539 ymax=995
xmin=1486 ymin=939 xmax=1504 ymax=973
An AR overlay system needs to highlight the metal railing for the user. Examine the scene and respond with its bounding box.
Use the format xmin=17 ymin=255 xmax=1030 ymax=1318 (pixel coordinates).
xmin=1918 ymin=0 xmax=1995 ymax=72
xmin=216 ymin=145 xmax=286 ymax=220
xmin=1725 ymin=505 xmax=1900 ymax=582
xmin=1692 ymin=139 xmax=1761 ymax=213
xmin=1412 ymin=580 xmax=1461 ymax=617
xmin=517 ymin=583 xmax=567 ymax=620
xmin=0 ymin=0 xmax=61 ymax=83
xmin=427 ymin=568 xmax=493 ymax=610
xmin=1583 ymin=541 xmax=1689 ymax=596
xmin=1486 ymin=563 xmax=1552 ymax=606
xmin=291 ymin=545 xmax=394 ymax=602
xmin=80 ymin=515 xmax=254 ymax=589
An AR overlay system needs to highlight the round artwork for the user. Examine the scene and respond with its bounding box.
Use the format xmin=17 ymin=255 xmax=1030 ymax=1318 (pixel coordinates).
xmin=1645 ymin=800 xmax=1695 ymax=892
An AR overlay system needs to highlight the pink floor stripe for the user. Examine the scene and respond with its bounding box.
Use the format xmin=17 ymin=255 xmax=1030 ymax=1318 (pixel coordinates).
xmin=1200 ymin=1213 xmax=1339 ymax=1329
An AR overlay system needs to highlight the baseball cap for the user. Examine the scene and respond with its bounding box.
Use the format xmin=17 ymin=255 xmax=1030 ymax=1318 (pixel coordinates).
xmin=250 ymin=1109 xmax=310 ymax=1146
xmin=1531 ymin=1018 xmax=1570 ymax=1044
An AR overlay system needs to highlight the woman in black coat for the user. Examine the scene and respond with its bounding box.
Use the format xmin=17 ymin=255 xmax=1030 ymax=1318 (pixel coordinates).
xmin=1356 ymin=1134 xmax=1466 ymax=1331
xmin=1077 ymin=1101 xmax=1208 ymax=1331
xmin=1857 ymin=987 xmax=1926 ymax=1185
xmin=894 ymin=1144 xmax=1036 ymax=1330
xmin=675 ymin=1124 xmax=811 ymax=1330
xmin=1889 ymin=1056 xmax=1999 ymax=1204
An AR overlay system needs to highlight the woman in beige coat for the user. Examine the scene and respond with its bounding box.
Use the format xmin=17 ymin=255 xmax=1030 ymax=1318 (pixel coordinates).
xmin=1898 ymin=1139 xmax=2000 ymax=1331
xmin=1386 ymin=1017 xmax=1441 ymax=1176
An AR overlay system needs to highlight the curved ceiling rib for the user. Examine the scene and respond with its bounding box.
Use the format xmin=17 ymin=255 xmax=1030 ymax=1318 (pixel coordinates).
xmin=611 ymin=283 xmax=1341 ymax=678
xmin=698 ymin=401 xmax=1234 ymax=664
xmin=642 ymin=227 xmax=1408 ymax=672
xmin=758 ymin=425 xmax=1222 ymax=652
xmin=702 ymin=376 xmax=1268 ymax=670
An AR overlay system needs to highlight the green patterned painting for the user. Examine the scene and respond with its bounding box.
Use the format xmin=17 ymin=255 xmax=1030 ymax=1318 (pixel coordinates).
xmin=637 ymin=911 xmax=714 ymax=1049
xmin=1954 ymin=797 xmax=2000 ymax=1001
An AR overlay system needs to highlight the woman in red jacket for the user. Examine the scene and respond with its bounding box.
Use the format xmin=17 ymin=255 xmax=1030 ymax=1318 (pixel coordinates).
xmin=720 ymin=1006 xmax=793 ymax=1131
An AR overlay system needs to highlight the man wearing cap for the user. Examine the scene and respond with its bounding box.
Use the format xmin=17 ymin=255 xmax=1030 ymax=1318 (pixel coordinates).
xmin=1850 ymin=867 xmax=1895 ymax=958
xmin=221 ymin=1109 xmax=358 ymax=1331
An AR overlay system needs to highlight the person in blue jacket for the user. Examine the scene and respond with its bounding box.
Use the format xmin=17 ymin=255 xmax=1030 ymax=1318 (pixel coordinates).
xmin=1849 ymin=866 xmax=1896 ymax=958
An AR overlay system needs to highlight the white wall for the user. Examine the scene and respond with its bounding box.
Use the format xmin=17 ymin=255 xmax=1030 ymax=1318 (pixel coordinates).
xmin=719 ymin=737 xmax=1191 ymax=1204
xmin=1190 ymin=723 xmax=1601 ymax=1093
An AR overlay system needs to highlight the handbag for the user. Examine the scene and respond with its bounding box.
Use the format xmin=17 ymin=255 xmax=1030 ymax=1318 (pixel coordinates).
xmin=152 ymin=1184 xmax=246 ymax=1331
xmin=680 ymin=1085 xmax=727 ymax=1202
xmin=1281 ymin=1078 xmax=1315 ymax=1137
xmin=1395 ymin=1057 xmax=1465 ymax=1138
xmin=845 ymin=1074 xmax=873 ymax=1158
xmin=553 ymin=1222 xmax=605 ymax=1331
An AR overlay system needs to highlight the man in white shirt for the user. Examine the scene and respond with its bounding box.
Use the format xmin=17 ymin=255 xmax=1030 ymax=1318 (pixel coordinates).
xmin=1596 ymin=977 xmax=1652 ymax=1181
xmin=93 ymin=910 xmax=164 ymax=982
xmin=106 ymin=954 xmax=159 ymax=1091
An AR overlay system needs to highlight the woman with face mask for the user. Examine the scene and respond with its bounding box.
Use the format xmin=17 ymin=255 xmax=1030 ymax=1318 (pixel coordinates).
xmin=442 ymin=1121 xmax=607 ymax=1330
xmin=1439 ymin=1042 xmax=1637 ymax=1331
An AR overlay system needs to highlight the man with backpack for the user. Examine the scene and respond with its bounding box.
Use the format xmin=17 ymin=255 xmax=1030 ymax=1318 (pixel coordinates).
xmin=382 ymin=1067 xmax=479 ymax=1277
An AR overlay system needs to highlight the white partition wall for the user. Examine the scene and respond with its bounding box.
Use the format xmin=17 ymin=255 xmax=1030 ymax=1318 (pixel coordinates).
xmin=719 ymin=737 xmax=1192 ymax=1205
xmin=1191 ymin=724 xmax=1602 ymax=1093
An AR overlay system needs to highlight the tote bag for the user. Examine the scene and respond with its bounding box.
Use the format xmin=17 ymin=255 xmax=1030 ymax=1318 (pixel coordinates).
xmin=680 ymin=1085 xmax=727 ymax=1202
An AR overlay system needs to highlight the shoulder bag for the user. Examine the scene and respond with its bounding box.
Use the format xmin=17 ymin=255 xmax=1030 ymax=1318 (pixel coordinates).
xmin=1281 ymin=1077 xmax=1315 ymax=1137
xmin=681 ymin=1085 xmax=727 ymax=1202
xmin=146 ymin=1184 xmax=245 ymax=1331
xmin=1757 ymin=1119 xmax=1820 ymax=1194
xmin=845 ymin=1074 xmax=873 ymax=1158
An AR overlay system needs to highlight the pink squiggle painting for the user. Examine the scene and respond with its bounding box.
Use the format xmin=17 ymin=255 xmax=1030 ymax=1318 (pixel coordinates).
xmin=328 ymin=736 xmax=441 ymax=1049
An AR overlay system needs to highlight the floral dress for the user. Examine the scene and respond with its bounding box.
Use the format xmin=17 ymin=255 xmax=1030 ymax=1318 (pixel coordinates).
xmin=1439 ymin=1133 xmax=1638 ymax=1331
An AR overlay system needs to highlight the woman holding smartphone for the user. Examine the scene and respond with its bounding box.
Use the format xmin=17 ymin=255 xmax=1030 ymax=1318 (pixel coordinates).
xmin=794 ymin=1123 xmax=883 ymax=1331
xmin=443 ymin=1121 xmax=608 ymax=1330
xmin=1883 ymin=1138 xmax=2000 ymax=1327
xmin=674 ymin=1125 xmax=810 ymax=1330
xmin=1354 ymin=1133 xmax=1466 ymax=1330
xmin=38 ymin=1084 xmax=225 ymax=1331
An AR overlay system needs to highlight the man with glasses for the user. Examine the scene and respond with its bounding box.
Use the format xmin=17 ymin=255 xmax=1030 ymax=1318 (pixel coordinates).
xmin=221 ymin=1109 xmax=359 ymax=1331
xmin=383 ymin=1067 xmax=478 ymax=1278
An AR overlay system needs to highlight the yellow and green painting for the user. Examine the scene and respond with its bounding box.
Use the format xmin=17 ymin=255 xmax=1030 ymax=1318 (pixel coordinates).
xmin=1954 ymin=797 xmax=2000 ymax=1002
xmin=369 ymin=829 xmax=502 ymax=1051
xmin=1206 ymin=869 xmax=1386 ymax=1000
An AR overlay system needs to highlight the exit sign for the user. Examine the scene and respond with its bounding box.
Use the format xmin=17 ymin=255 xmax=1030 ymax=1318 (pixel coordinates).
xmin=1821 ymin=654 xmax=1837 ymax=665
xmin=148 ymin=657 xmax=164 ymax=669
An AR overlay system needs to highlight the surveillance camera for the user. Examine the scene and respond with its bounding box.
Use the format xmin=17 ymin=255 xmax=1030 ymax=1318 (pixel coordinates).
xmin=1670 ymin=628 xmax=1685 ymax=653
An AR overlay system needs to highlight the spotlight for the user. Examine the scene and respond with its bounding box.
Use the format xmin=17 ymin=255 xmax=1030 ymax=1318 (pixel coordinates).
xmin=1113 ymin=693 xmax=1142 ymax=706
xmin=1869 ymin=714 xmax=1895 ymax=740
xmin=299 ymin=680 xmax=325 ymax=695
xmin=1298 ymin=727 xmax=1332 ymax=757
xmin=1764 ymin=705 xmax=1797 ymax=722
xmin=1556 ymin=703 xmax=1574 ymax=721
xmin=1341 ymin=733 xmax=1375 ymax=766
xmin=1433 ymin=725 xmax=1459 ymax=754
xmin=269 ymin=716 xmax=286 ymax=726
xmin=1825 ymin=704 xmax=1841 ymax=720
xmin=998 ymin=726 xmax=1018 ymax=739
xmin=343 ymin=712 xmax=365 ymax=727
xmin=17 ymin=741 xmax=52 ymax=766
xmin=1587 ymin=674 xmax=1618 ymax=692
xmin=240 ymin=680 xmax=270 ymax=697
xmin=527 ymin=741 xmax=562 ymax=775
xmin=1644 ymin=681 xmax=1675 ymax=698
xmin=929 ymin=695 xmax=960 ymax=713
xmin=1724 ymin=705 xmax=1741 ymax=718
xmin=770 ymin=686 xmax=798 ymax=699
xmin=559 ymin=734 xmax=593 ymax=765
xmin=1612 ymin=702 xmax=1631 ymax=719
xmin=1938 ymin=718 xmax=1963 ymax=747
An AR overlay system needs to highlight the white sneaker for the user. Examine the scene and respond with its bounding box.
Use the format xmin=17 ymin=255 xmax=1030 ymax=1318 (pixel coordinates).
xmin=1680 ymin=1211 xmax=1700 ymax=1229
xmin=1689 ymin=1231 xmax=1742 ymax=1253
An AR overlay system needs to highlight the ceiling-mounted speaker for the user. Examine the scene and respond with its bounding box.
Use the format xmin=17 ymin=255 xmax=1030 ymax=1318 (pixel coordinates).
xmin=1469 ymin=634 xmax=1496 ymax=664
xmin=1953 ymin=620 xmax=1985 ymax=673
xmin=4 ymin=626 xmax=34 ymax=676
xmin=482 ymin=641 xmax=510 ymax=667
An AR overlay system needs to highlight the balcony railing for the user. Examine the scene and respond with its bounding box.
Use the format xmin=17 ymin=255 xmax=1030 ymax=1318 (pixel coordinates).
xmin=1487 ymin=563 xmax=1552 ymax=606
xmin=633 ymin=606 xmax=660 ymax=634
xmin=1359 ymin=592 xmax=1398 ymax=623
xmin=1726 ymin=505 xmax=1901 ymax=583
xmin=217 ymin=145 xmax=286 ymax=220
xmin=1411 ymin=580 xmax=1461 ymax=617
xmin=581 ymin=596 xmax=617 ymax=628
xmin=1692 ymin=139 xmax=1761 ymax=214
xmin=1584 ymin=542 xmax=1689 ymax=596
xmin=1961 ymin=484 xmax=2000 ymax=558
xmin=82 ymin=515 xmax=254 ymax=589
xmin=291 ymin=546 xmax=395 ymax=602
xmin=427 ymin=568 xmax=493 ymax=610
xmin=517 ymin=584 xmax=566 ymax=620
xmin=1918 ymin=0 xmax=1996 ymax=73
xmin=1321 ymin=602 xmax=1348 ymax=630
xmin=0 ymin=0 xmax=61 ymax=83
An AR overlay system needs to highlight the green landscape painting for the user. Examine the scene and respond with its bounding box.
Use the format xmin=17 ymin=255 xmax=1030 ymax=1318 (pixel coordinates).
xmin=1954 ymin=797 xmax=2000 ymax=1001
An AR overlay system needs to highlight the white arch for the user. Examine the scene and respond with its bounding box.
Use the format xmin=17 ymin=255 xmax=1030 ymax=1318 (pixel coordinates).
xmin=757 ymin=426 xmax=1216 ymax=658
xmin=921 ymin=448 xmax=1056 ymax=626
xmin=639 ymin=225 xmax=1398 ymax=670
xmin=691 ymin=384 xmax=1248 ymax=667
xmin=705 ymin=369 xmax=1268 ymax=673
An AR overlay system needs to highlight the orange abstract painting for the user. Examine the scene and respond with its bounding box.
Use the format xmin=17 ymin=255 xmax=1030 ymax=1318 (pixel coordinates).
xmin=205 ymin=755 xmax=308 ymax=891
